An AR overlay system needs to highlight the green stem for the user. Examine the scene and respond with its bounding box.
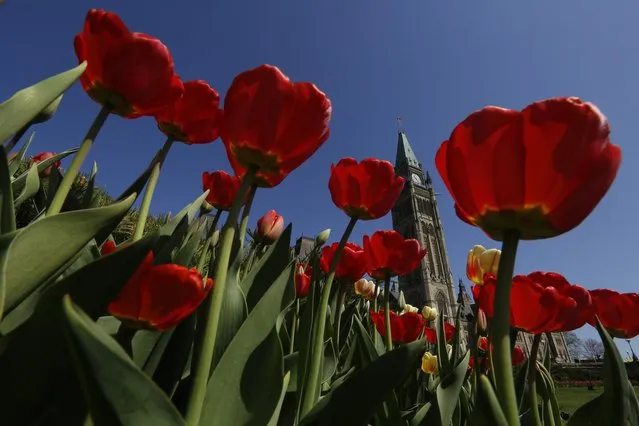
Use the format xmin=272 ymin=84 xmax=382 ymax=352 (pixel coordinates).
xmin=300 ymin=216 xmax=358 ymax=416
xmin=47 ymin=105 xmax=111 ymax=216
xmin=5 ymin=125 xmax=28 ymax=152
xmin=334 ymin=281 xmax=346 ymax=353
xmin=114 ymin=323 xmax=137 ymax=358
xmin=372 ymin=284 xmax=380 ymax=347
xmin=383 ymin=277 xmax=393 ymax=351
xmin=527 ymin=334 xmax=542 ymax=426
xmin=184 ymin=168 xmax=256 ymax=426
xmin=490 ymin=229 xmax=521 ymax=425
xmin=132 ymin=137 xmax=174 ymax=241
xmin=197 ymin=209 xmax=223 ymax=274
xmin=237 ymin=185 xmax=257 ymax=250
xmin=289 ymin=298 xmax=300 ymax=355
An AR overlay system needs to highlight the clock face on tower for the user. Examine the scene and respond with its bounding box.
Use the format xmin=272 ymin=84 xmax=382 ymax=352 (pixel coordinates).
xmin=411 ymin=173 xmax=421 ymax=185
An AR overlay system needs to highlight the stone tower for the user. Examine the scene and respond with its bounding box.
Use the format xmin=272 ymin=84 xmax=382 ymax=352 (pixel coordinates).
xmin=391 ymin=130 xmax=458 ymax=322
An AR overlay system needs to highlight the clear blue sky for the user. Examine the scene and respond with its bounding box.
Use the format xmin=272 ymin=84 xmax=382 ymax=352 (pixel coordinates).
xmin=1 ymin=1 xmax=637 ymax=355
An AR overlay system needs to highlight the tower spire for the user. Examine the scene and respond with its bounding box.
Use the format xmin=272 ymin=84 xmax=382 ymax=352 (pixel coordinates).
xmin=396 ymin=116 xmax=404 ymax=133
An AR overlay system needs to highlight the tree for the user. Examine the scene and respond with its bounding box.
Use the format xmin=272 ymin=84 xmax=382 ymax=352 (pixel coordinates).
xmin=564 ymin=331 xmax=584 ymax=360
xmin=583 ymin=338 xmax=604 ymax=361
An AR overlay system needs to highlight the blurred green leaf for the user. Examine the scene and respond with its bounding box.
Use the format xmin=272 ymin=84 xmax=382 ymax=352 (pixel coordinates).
xmin=0 ymin=146 xmax=15 ymax=235
xmin=8 ymin=131 xmax=34 ymax=176
xmin=62 ymin=296 xmax=186 ymax=426
xmin=2 ymin=194 xmax=135 ymax=315
xmin=0 ymin=63 xmax=86 ymax=143
xmin=436 ymin=351 xmax=470 ymax=426
xmin=172 ymin=220 xmax=203 ymax=267
xmin=470 ymin=375 xmax=508 ymax=426
xmin=159 ymin=191 xmax=209 ymax=239
xmin=300 ymin=339 xmax=426 ymax=426
xmin=283 ymin=340 xmax=337 ymax=393
xmin=11 ymin=147 xmax=78 ymax=194
xmin=267 ymin=371 xmax=291 ymax=426
xmin=13 ymin=164 xmax=40 ymax=208
xmin=240 ymin=224 xmax=292 ymax=312
xmin=200 ymin=262 xmax=295 ymax=425
xmin=0 ymin=236 xmax=155 ymax=426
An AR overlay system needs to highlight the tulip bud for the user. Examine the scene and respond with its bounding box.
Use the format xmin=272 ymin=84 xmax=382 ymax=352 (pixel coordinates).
xmin=402 ymin=303 xmax=419 ymax=315
xmin=421 ymin=305 xmax=438 ymax=322
xmin=477 ymin=336 xmax=488 ymax=352
xmin=446 ymin=344 xmax=453 ymax=358
xmin=477 ymin=308 xmax=487 ymax=333
xmin=354 ymin=278 xmax=376 ymax=300
xmin=421 ymin=352 xmax=438 ymax=375
xmin=398 ymin=291 xmax=406 ymax=310
xmin=466 ymin=245 xmax=501 ymax=285
xmin=295 ymin=264 xmax=312 ymax=298
xmin=315 ymin=228 xmax=331 ymax=246
xmin=30 ymin=95 xmax=63 ymax=125
xmin=211 ymin=229 xmax=220 ymax=246
xmin=256 ymin=210 xmax=284 ymax=243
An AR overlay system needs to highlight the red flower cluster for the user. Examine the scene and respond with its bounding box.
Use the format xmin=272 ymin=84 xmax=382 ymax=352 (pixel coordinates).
xmin=370 ymin=310 xmax=425 ymax=343
xmin=108 ymin=253 xmax=213 ymax=331
xmin=320 ymin=242 xmax=367 ymax=283
xmin=475 ymin=271 xmax=593 ymax=334
xmin=329 ymin=158 xmax=404 ymax=220
xmin=201 ymin=171 xmax=243 ymax=211
xmin=436 ymin=97 xmax=621 ymax=241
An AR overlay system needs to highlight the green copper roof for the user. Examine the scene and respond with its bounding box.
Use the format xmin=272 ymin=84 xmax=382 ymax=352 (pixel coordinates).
xmin=395 ymin=131 xmax=421 ymax=169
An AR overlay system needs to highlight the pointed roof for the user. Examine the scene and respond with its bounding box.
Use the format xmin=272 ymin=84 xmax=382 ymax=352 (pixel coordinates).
xmin=395 ymin=131 xmax=421 ymax=170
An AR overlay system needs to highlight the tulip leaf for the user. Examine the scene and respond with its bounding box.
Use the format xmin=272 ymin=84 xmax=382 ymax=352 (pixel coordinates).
xmin=470 ymin=375 xmax=508 ymax=426
xmin=0 ymin=146 xmax=15 ymax=235
xmin=267 ymin=371 xmax=292 ymax=426
xmin=0 ymin=62 xmax=87 ymax=143
xmin=2 ymin=194 xmax=135 ymax=315
xmin=283 ymin=341 xmax=338 ymax=393
xmin=0 ymin=234 xmax=14 ymax=322
xmin=13 ymin=164 xmax=40 ymax=208
xmin=200 ymin=262 xmax=295 ymax=425
xmin=240 ymin=224 xmax=292 ymax=311
xmin=11 ymin=147 xmax=78 ymax=193
xmin=159 ymin=190 xmax=209 ymax=239
xmin=436 ymin=313 xmax=452 ymax=376
xmin=0 ymin=236 xmax=155 ymax=426
xmin=82 ymin=161 xmax=99 ymax=210
xmin=436 ymin=351 xmax=470 ymax=426
xmin=61 ymin=296 xmax=186 ymax=426
xmin=8 ymin=131 xmax=35 ymax=177
xmin=299 ymin=338 xmax=426 ymax=426
xmin=172 ymin=220 xmax=203 ymax=267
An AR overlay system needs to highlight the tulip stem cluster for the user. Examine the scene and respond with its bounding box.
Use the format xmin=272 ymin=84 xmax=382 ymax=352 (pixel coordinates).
xmin=526 ymin=334 xmax=543 ymax=426
xmin=133 ymin=137 xmax=174 ymax=241
xmin=334 ymin=281 xmax=347 ymax=352
xmin=383 ymin=277 xmax=393 ymax=351
xmin=197 ymin=209 xmax=223 ymax=273
xmin=184 ymin=169 xmax=256 ymax=426
xmin=300 ymin=216 xmax=358 ymax=417
xmin=48 ymin=105 xmax=111 ymax=216
xmin=490 ymin=229 xmax=521 ymax=425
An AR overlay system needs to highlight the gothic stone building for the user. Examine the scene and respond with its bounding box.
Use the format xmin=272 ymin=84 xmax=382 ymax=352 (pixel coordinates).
xmin=390 ymin=129 xmax=572 ymax=363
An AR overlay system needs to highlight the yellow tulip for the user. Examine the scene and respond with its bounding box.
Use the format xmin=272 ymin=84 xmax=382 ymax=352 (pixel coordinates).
xmin=466 ymin=245 xmax=501 ymax=285
xmin=421 ymin=305 xmax=438 ymax=322
xmin=402 ymin=304 xmax=419 ymax=315
xmin=354 ymin=278 xmax=377 ymax=300
xmin=421 ymin=352 xmax=438 ymax=375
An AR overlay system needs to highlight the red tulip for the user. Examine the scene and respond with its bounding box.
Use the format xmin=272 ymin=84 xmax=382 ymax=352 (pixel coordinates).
xmin=30 ymin=152 xmax=60 ymax=178
xmin=100 ymin=240 xmax=117 ymax=256
xmin=107 ymin=253 xmax=212 ymax=331
xmin=477 ymin=274 xmax=577 ymax=334
xmin=370 ymin=310 xmax=425 ymax=343
xmin=256 ymin=210 xmax=284 ymax=243
xmin=202 ymin=171 xmax=243 ymax=211
xmin=155 ymin=80 xmax=222 ymax=144
xmin=295 ymin=263 xmax=312 ymax=298
xmin=589 ymin=289 xmax=639 ymax=338
xmin=527 ymin=271 xmax=595 ymax=332
xmin=424 ymin=327 xmax=437 ymax=344
xmin=512 ymin=346 xmax=526 ymax=366
xmin=74 ymin=9 xmax=183 ymax=118
xmin=444 ymin=322 xmax=456 ymax=342
xmin=320 ymin=242 xmax=367 ymax=283
xmin=363 ymin=230 xmax=427 ymax=280
xmin=478 ymin=336 xmax=488 ymax=352
xmin=328 ymin=157 xmax=405 ymax=220
xmin=435 ymin=97 xmax=621 ymax=241
xmin=221 ymin=64 xmax=331 ymax=188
